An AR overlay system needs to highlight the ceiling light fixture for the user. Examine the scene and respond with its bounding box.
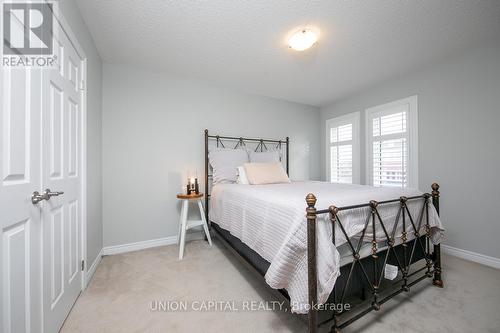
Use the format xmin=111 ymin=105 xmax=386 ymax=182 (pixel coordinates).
xmin=288 ymin=29 xmax=318 ymax=51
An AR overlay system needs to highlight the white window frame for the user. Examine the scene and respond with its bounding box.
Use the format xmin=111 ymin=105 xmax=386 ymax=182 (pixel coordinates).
xmin=365 ymin=95 xmax=419 ymax=189
xmin=326 ymin=111 xmax=361 ymax=184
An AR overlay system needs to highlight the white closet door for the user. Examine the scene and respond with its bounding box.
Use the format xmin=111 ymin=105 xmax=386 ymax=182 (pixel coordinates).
xmin=0 ymin=60 xmax=43 ymax=332
xmin=0 ymin=6 xmax=86 ymax=333
xmin=41 ymin=18 xmax=84 ymax=333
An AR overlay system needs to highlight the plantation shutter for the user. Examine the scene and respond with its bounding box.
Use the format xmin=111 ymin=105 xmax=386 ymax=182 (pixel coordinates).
xmin=371 ymin=109 xmax=408 ymax=187
xmin=330 ymin=123 xmax=354 ymax=183
xmin=327 ymin=112 xmax=360 ymax=184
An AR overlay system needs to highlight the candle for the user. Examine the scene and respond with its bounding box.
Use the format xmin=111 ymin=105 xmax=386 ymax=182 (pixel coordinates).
xmin=187 ymin=176 xmax=196 ymax=194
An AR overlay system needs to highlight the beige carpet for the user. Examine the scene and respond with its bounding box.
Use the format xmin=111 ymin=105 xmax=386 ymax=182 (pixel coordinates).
xmin=62 ymin=239 xmax=500 ymax=333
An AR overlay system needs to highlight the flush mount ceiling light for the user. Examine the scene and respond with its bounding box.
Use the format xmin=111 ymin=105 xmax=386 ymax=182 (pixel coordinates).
xmin=288 ymin=29 xmax=318 ymax=51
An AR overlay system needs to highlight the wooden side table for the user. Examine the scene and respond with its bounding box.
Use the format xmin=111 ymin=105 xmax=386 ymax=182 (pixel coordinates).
xmin=176 ymin=193 xmax=212 ymax=260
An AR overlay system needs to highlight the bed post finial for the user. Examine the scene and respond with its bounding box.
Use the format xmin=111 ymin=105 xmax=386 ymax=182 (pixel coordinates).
xmin=431 ymin=183 xmax=440 ymax=209
xmin=431 ymin=183 xmax=443 ymax=288
xmin=306 ymin=193 xmax=316 ymax=208
xmin=305 ymin=193 xmax=318 ymax=333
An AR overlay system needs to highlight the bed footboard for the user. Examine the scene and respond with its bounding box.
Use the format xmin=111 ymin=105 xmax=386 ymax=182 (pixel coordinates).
xmin=306 ymin=183 xmax=443 ymax=333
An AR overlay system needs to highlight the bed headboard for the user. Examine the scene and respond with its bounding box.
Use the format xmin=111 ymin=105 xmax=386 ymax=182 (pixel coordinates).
xmin=204 ymin=129 xmax=289 ymax=221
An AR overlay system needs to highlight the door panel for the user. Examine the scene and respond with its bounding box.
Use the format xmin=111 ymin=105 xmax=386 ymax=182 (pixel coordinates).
xmin=49 ymin=205 xmax=64 ymax=308
xmin=2 ymin=69 xmax=30 ymax=184
xmin=3 ymin=220 xmax=30 ymax=333
xmin=1 ymin=65 xmax=42 ymax=333
xmin=49 ymin=82 xmax=64 ymax=180
xmin=68 ymin=99 xmax=78 ymax=178
xmin=68 ymin=200 xmax=79 ymax=283
xmin=41 ymin=20 xmax=84 ymax=333
xmin=1 ymin=7 xmax=85 ymax=333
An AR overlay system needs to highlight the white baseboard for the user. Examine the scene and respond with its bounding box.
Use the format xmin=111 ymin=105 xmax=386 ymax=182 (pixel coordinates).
xmin=101 ymin=236 xmax=500 ymax=271
xmin=102 ymin=233 xmax=205 ymax=256
xmin=85 ymin=249 xmax=103 ymax=288
xmin=442 ymin=245 xmax=500 ymax=270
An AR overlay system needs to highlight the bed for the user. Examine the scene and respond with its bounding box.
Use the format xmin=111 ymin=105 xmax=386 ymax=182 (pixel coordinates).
xmin=204 ymin=130 xmax=445 ymax=333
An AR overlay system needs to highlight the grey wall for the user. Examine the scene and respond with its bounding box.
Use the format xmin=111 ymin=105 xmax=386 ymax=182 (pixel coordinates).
xmin=102 ymin=64 xmax=320 ymax=247
xmin=320 ymin=43 xmax=500 ymax=259
xmin=59 ymin=1 xmax=103 ymax=266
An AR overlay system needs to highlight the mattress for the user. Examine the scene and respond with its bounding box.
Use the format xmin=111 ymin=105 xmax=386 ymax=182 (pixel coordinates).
xmin=209 ymin=181 xmax=444 ymax=313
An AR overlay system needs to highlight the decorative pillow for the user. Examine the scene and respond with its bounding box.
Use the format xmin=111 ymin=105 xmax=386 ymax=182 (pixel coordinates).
xmin=249 ymin=150 xmax=281 ymax=163
xmin=236 ymin=166 xmax=250 ymax=185
xmin=209 ymin=148 xmax=249 ymax=185
xmin=243 ymin=162 xmax=291 ymax=185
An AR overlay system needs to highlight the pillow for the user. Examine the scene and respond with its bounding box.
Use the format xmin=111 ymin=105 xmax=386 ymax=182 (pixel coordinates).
xmin=249 ymin=150 xmax=281 ymax=163
xmin=236 ymin=166 xmax=250 ymax=185
xmin=209 ymin=148 xmax=249 ymax=185
xmin=243 ymin=162 xmax=291 ymax=185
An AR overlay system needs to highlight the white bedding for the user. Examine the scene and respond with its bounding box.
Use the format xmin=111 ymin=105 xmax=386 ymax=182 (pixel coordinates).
xmin=209 ymin=181 xmax=444 ymax=313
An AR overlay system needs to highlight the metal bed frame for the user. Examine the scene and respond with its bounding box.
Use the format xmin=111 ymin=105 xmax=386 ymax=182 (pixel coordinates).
xmin=204 ymin=129 xmax=443 ymax=333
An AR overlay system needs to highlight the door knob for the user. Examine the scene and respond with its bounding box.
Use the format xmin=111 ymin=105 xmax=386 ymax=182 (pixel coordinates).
xmin=44 ymin=189 xmax=64 ymax=198
xmin=31 ymin=191 xmax=48 ymax=204
xmin=31 ymin=189 xmax=64 ymax=204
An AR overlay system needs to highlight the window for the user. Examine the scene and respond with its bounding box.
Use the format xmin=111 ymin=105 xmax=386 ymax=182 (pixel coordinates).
xmin=326 ymin=112 xmax=360 ymax=184
xmin=366 ymin=96 xmax=418 ymax=188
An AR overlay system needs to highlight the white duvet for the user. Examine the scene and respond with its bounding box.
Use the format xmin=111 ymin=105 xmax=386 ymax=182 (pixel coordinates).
xmin=209 ymin=181 xmax=444 ymax=313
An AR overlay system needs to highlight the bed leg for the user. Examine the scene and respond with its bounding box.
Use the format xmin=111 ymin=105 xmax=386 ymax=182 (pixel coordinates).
xmin=433 ymin=244 xmax=443 ymax=288
xmin=306 ymin=194 xmax=318 ymax=333
xmin=431 ymin=183 xmax=444 ymax=288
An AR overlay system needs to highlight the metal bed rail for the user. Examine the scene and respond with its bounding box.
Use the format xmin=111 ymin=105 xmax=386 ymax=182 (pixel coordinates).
xmin=306 ymin=183 xmax=442 ymax=333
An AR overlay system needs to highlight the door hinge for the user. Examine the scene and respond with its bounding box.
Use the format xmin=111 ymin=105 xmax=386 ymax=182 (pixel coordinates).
xmin=80 ymin=80 xmax=85 ymax=91
xmin=81 ymin=260 xmax=85 ymax=271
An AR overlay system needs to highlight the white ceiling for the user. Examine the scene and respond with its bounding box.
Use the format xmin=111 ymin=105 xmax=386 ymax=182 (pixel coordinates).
xmin=75 ymin=0 xmax=500 ymax=106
